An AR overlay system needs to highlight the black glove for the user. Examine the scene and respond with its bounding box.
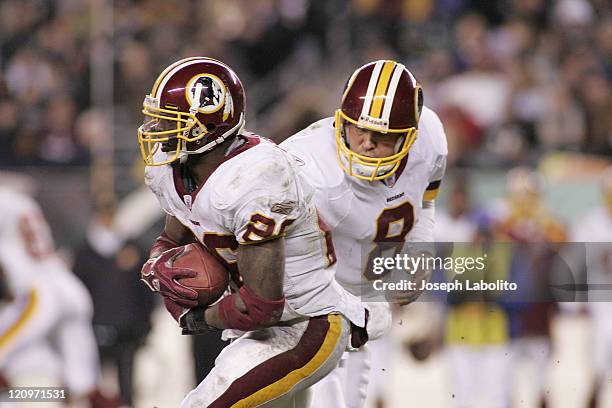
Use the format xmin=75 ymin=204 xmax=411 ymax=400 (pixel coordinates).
xmin=0 ymin=270 xmax=13 ymax=302
xmin=180 ymin=306 xmax=221 ymax=335
xmin=349 ymin=309 xmax=370 ymax=349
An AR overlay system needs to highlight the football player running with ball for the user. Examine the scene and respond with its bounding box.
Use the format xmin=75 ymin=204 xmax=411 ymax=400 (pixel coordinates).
xmin=281 ymin=60 xmax=448 ymax=407
xmin=137 ymin=57 xmax=383 ymax=408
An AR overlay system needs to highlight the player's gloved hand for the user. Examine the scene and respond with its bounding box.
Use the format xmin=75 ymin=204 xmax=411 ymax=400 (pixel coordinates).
xmin=163 ymin=297 xmax=189 ymax=323
xmin=180 ymin=306 xmax=221 ymax=335
xmin=140 ymin=246 xmax=199 ymax=308
xmin=389 ymin=287 xmax=423 ymax=306
xmin=388 ymin=251 xmax=433 ymax=306
xmin=348 ymin=309 xmax=370 ymax=350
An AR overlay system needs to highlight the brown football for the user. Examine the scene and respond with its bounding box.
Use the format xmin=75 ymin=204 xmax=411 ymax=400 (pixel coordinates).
xmin=173 ymin=243 xmax=229 ymax=306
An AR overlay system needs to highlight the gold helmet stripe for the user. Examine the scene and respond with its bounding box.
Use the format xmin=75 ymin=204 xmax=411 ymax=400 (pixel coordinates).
xmin=369 ymin=60 xmax=396 ymax=119
xmin=381 ymin=62 xmax=405 ymax=123
xmin=360 ymin=60 xmax=385 ymax=119
xmin=151 ymin=57 xmax=201 ymax=97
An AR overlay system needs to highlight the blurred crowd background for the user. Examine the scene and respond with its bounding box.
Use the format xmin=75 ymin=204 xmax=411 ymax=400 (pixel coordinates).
xmin=1 ymin=0 xmax=611 ymax=238
xmin=0 ymin=0 xmax=610 ymax=212
xmin=1 ymin=0 xmax=611 ymax=407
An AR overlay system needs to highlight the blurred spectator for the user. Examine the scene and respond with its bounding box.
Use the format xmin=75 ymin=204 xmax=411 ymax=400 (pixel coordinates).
xmin=39 ymin=93 xmax=89 ymax=164
xmin=492 ymin=167 xmax=568 ymax=407
xmin=0 ymin=0 xmax=610 ymax=173
xmin=434 ymin=176 xmax=513 ymax=408
xmin=73 ymin=203 xmax=155 ymax=405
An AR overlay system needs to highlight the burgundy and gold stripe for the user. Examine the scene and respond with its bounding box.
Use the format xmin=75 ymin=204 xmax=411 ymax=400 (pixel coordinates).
xmin=209 ymin=314 xmax=343 ymax=408
xmin=0 ymin=288 xmax=38 ymax=350
xmin=368 ymin=61 xmax=396 ymax=119
xmin=424 ymin=180 xmax=442 ymax=201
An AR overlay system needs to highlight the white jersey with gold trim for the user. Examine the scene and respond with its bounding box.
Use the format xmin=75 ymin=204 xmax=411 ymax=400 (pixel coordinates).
xmin=0 ymin=188 xmax=65 ymax=293
xmin=280 ymin=106 xmax=448 ymax=295
xmin=0 ymin=188 xmax=98 ymax=396
xmin=144 ymin=135 xmax=366 ymax=326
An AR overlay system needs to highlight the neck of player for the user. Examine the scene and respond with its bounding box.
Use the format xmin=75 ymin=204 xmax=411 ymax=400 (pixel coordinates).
xmin=185 ymin=140 xmax=231 ymax=187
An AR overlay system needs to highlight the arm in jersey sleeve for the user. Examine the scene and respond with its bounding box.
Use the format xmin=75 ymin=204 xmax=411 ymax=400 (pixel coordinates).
xmin=197 ymin=237 xmax=285 ymax=331
xmin=397 ymin=155 xmax=446 ymax=305
xmin=231 ymin=197 xmax=298 ymax=245
xmin=149 ymin=215 xmax=196 ymax=258
xmin=407 ymin=153 xmax=446 ymax=245
xmin=408 ymin=200 xmax=436 ymax=244
xmin=183 ymin=179 xmax=297 ymax=332
xmin=390 ymin=201 xmax=436 ymax=306
xmin=181 ymin=156 xmax=301 ymax=332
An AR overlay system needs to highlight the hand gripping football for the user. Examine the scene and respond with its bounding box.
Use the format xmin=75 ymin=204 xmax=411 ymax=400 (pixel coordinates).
xmin=173 ymin=243 xmax=229 ymax=306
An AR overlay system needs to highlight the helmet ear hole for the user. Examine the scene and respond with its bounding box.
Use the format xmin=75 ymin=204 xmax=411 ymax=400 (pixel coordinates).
xmin=205 ymin=123 xmax=216 ymax=132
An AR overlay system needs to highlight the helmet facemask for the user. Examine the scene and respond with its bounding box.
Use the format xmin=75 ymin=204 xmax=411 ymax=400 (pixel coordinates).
xmin=137 ymin=94 xmax=210 ymax=166
xmin=137 ymin=60 xmax=246 ymax=167
xmin=335 ymin=109 xmax=417 ymax=181
xmin=334 ymin=60 xmax=423 ymax=181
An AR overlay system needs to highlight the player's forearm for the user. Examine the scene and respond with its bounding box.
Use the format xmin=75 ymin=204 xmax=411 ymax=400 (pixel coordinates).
xmin=149 ymin=215 xmax=195 ymax=258
xmin=237 ymin=238 xmax=285 ymax=300
xmin=204 ymin=302 xmax=228 ymax=329
xmin=203 ymin=295 xmax=246 ymax=329
xmin=202 ymin=239 xmax=286 ymax=330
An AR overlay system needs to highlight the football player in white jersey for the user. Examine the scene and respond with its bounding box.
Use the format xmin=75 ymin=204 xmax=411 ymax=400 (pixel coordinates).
xmin=137 ymin=57 xmax=384 ymax=408
xmin=280 ymin=60 xmax=448 ymax=407
xmin=0 ymin=187 xmax=121 ymax=407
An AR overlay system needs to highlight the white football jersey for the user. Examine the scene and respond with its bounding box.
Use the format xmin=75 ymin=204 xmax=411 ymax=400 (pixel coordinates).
xmin=0 ymin=188 xmax=65 ymax=293
xmin=281 ymin=106 xmax=448 ymax=295
xmin=144 ymin=135 xmax=366 ymax=326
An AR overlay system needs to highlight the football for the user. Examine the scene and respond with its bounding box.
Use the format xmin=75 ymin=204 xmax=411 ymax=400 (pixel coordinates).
xmin=173 ymin=243 xmax=229 ymax=306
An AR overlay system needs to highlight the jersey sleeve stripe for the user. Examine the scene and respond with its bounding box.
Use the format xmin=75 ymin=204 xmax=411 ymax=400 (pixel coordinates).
xmin=424 ymin=180 xmax=442 ymax=201
xmin=426 ymin=180 xmax=442 ymax=190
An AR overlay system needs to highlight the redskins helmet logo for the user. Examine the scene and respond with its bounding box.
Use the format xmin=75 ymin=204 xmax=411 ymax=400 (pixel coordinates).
xmin=185 ymin=74 xmax=226 ymax=114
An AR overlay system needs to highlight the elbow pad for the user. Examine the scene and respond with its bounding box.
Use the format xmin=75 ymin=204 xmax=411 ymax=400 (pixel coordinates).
xmin=218 ymin=285 xmax=285 ymax=331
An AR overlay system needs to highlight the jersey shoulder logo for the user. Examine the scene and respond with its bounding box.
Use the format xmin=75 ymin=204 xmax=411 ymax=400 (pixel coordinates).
xmin=271 ymin=200 xmax=297 ymax=215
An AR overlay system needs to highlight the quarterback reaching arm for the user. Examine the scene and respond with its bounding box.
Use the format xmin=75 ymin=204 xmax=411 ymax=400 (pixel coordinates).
xmin=390 ymin=198 xmax=437 ymax=305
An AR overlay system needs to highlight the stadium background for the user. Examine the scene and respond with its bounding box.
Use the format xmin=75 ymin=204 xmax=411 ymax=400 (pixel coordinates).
xmin=0 ymin=0 xmax=610 ymax=407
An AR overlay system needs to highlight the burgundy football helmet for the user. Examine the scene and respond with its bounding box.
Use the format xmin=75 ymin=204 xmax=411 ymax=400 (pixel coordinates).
xmin=138 ymin=57 xmax=246 ymax=166
xmin=335 ymin=60 xmax=423 ymax=180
